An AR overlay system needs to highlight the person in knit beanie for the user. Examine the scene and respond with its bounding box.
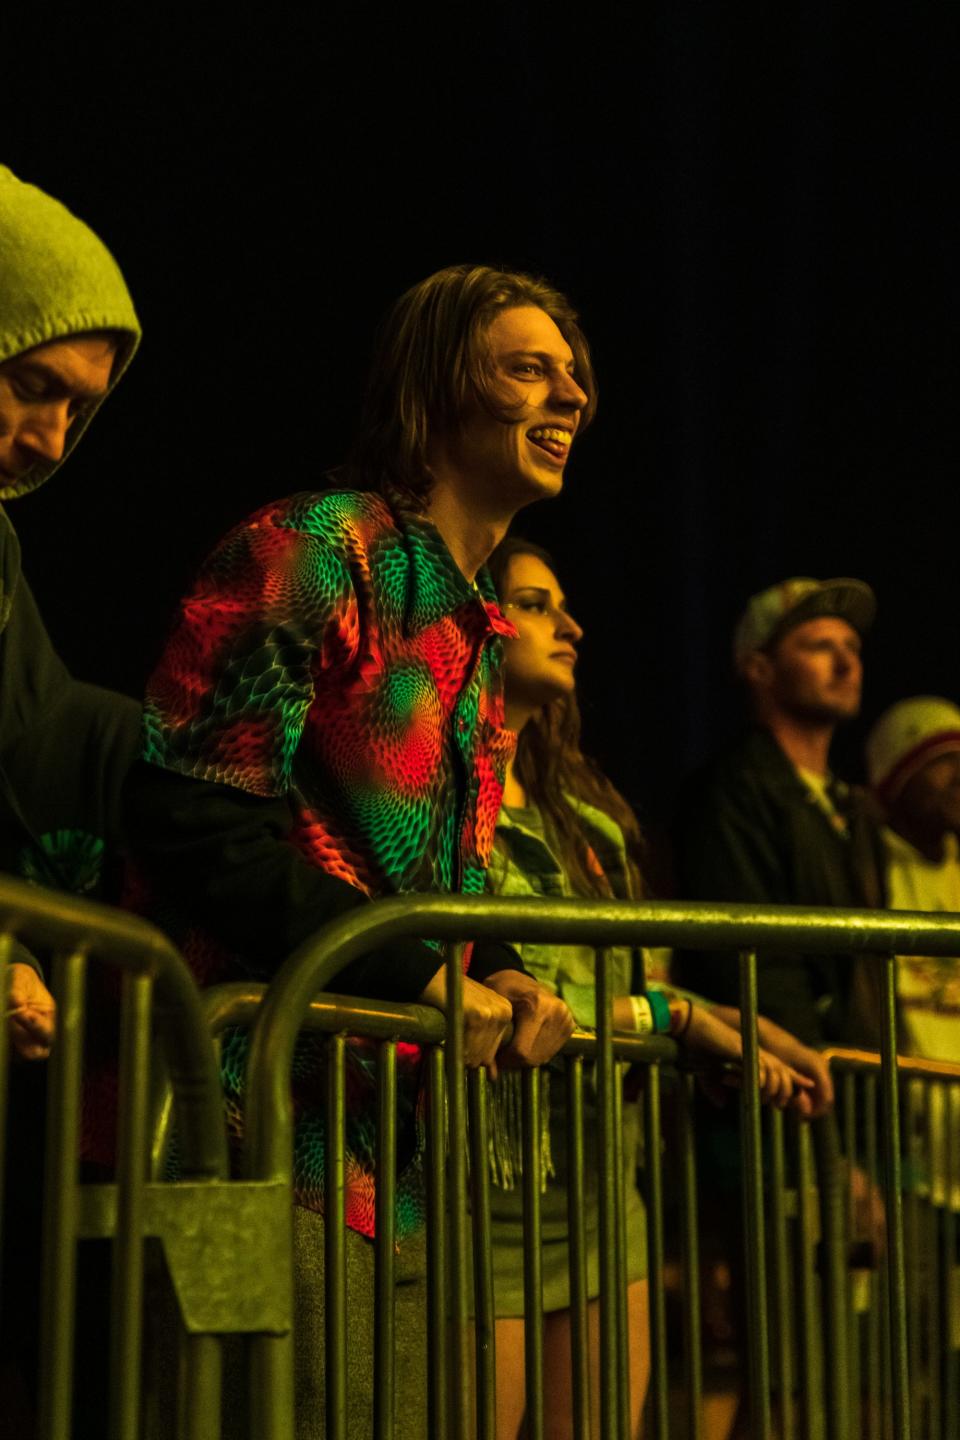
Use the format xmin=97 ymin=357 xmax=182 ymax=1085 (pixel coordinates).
xmin=866 ymin=696 xmax=960 ymax=1061
xmin=0 ymin=165 xmax=142 ymax=1056
xmin=0 ymin=164 xmax=145 ymax=1433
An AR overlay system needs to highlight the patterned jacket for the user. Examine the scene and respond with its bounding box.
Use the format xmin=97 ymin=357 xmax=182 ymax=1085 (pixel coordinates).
xmin=126 ymin=486 xmax=520 ymax=1236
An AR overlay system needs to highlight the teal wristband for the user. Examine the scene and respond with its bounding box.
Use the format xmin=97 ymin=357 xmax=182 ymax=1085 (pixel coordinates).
xmin=648 ymin=991 xmax=672 ymax=1035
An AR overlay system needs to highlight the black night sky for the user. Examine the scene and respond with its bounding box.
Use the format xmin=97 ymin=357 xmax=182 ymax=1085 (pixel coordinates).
xmin=5 ymin=6 xmax=957 ymax=844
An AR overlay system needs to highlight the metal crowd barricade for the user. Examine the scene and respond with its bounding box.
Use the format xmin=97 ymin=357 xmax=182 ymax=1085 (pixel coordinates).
xmin=236 ymin=892 xmax=960 ymax=1440
xmin=6 ymin=880 xmax=960 ymax=1439
xmin=817 ymin=1047 xmax=960 ymax=1440
xmin=0 ymin=873 xmax=293 ymax=1440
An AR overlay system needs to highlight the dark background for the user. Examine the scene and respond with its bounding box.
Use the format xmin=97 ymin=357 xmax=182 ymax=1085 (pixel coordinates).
xmin=4 ymin=5 xmax=957 ymax=830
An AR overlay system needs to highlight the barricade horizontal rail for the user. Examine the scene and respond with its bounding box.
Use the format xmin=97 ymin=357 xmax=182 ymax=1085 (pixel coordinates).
xmin=198 ymin=979 xmax=679 ymax=1062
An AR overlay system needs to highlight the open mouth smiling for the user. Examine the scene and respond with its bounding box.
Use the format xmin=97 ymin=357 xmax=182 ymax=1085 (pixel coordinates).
xmin=526 ymin=424 xmax=573 ymax=462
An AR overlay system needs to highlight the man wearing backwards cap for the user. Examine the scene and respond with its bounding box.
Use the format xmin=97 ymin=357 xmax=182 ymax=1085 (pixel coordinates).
xmin=0 ymin=166 xmax=142 ymax=1059
xmin=866 ymin=696 xmax=960 ymax=1063
xmin=673 ymin=575 xmax=882 ymax=1049
xmin=671 ymin=577 xmax=885 ymax=1430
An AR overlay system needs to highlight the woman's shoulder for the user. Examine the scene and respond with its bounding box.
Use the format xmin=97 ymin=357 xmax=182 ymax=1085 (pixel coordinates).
xmin=565 ymin=795 xmax=628 ymax=852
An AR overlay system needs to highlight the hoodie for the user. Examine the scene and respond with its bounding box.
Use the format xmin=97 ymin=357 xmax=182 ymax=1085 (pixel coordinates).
xmin=0 ymin=166 xmax=143 ymax=934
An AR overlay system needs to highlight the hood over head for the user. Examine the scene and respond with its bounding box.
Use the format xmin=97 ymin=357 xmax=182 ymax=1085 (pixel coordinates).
xmin=0 ymin=165 xmax=141 ymax=500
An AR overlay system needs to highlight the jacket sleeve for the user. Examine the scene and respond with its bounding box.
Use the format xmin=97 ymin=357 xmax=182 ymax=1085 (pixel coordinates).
xmin=468 ymin=939 xmax=525 ymax=981
xmin=128 ymin=517 xmax=446 ymax=1002
xmin=124 ymin=763 xmax=446 ymax=999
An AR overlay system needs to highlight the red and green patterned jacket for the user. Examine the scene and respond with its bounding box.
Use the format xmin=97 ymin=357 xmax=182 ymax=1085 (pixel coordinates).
xmin=126 ymin=486 xmax=520 ymax=1236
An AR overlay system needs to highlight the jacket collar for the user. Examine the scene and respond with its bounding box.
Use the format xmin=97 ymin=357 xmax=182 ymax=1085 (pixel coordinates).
xmin=385 ymin=487 xmax=517 ymax=641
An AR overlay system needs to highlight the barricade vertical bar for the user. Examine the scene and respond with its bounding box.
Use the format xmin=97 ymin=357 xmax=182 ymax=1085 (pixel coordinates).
xmin=595 ymin=948 xmax=617 ymax=1440
xmin=943 ymin=1084 xmax=958 ymax=1439
xmin=467 ymin=1068 xmax=496 ymax=1440
xmin=565 ymin=1056 xmax=590 ymax=1440
xmin=644 ymin=1062 xmax=668 ymax=1440
xmin=445 ymin=943 xmax=470 ymax=1440
xmin=864 ymin=1072 xmax=881 ymax=1440
xmin=769 ymin=1108 xmax=795 ymax=1440
xmin=426 ymin=1047 xmax=448 ymax=1440
xmin=842 ymin=1071 xmax=860 ymax=1438
xmin=612 ymin=1062 xmax=630 ymax=1439
xmin=38 ymin=946 xmax=87 ymax=1440
xmin=879 ymin=954 xmax=911 ymax=1440
xmin=0 ymin=932 xmax=12 ymax=1277
xmin=880 ymin=1250 xmax=893 ymax=1440
xmin=924 ymin=1083 xmax=940 ymax=1440
xmin=678 ymin=1071 xmax=704 ymax=1440
xmin=374 ymin=1039 xmax=398 ymax=1440
xmin=814 ymin=1115 xmax=851 ymax=1440
xmin=738 ymin=947 xmax=771 ymax=1440
xmin=109 ymin=973 xmax=153 ymax=1440
xmin=182 ymin=1337 xmax=223 ymax=1440
xmin=904 ymin=1081 xmax=920 ymax=1428
xmin=325 ymin=1032 xmax=348 ymax=1440
xmin=248 ymin=1267 xmax=295 ymax=1435
xmin=794 ymin=1118 xmax=822 ymax=1440
xmin=521 ymin=1066 xmax=544 ymax=1440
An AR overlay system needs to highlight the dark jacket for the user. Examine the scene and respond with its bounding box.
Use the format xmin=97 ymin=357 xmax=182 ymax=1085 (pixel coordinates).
xmin=672 ymin=727 xmax=884 ymax=1046
xmin=0 ymin=511 xmax=141 ymax=938
xmin=0 ymin=165 xmax=142 ymax=950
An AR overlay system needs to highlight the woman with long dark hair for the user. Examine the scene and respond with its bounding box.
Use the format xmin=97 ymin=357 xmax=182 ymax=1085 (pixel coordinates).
xmin=485 ymin=536 xmax=832 ymax=1439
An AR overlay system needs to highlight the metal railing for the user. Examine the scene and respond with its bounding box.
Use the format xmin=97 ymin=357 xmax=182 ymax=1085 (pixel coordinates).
xmin=0 ymin=874 xmax=287 ymax=1440
xmin=5 ymin=878 xmax=960 ymax=1438
xmin=822 ymin=1048 xmax=960 ymax=1440
xmin=236 ymin=892 xmax=960 ymax=1440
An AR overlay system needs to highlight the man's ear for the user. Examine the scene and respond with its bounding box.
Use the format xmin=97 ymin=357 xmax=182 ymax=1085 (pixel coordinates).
xmin=740 ymin=649 xmax=773 ymax=691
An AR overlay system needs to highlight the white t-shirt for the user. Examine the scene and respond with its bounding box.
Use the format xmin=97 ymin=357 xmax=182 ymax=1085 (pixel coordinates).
xmin=883 ymin=827 xmax=960 ymax=1208
xmin=883 ymin=827 xmax=960 ymax=1063
xmin=795 ymin=764 xmax=848 ymax=834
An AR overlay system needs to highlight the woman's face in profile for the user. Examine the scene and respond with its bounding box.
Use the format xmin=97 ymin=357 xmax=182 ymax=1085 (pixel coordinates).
xmin=500 ymin=551 xmax=584 ymax=712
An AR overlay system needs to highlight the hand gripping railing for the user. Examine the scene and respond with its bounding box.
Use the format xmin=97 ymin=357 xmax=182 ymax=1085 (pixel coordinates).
xmin=0 ymin=873 xmax=229 ymax=1440
xmin=241 ymin=893 xmax=960 ymax=1440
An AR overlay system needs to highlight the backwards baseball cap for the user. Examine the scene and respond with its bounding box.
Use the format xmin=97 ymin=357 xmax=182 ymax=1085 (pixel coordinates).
xmin=866 ymin=696 xmax=960 ymax=804
xmin=733 ymin=576 xmax=876 ymax=668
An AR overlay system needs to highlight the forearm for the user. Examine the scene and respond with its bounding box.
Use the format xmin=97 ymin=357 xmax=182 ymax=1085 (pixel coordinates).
xmin=711 ymin=1003 xmax=810 ymax=1059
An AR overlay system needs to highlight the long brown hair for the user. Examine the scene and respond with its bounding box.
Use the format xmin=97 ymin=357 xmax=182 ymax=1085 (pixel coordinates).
xmin=487 ymin=536 xmax=645 ymax=899
xmin=340 ymin=264 xmax=598 ymax=510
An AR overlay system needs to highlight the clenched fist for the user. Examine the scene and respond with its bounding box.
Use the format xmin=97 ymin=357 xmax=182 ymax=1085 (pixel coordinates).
xmin=6 ymin=962 xmax=57 ymax=1061
xmin=481 ymin=970 xmax=576 ymax=1070
xmin=418 ymin=966 xmax=514 ymax=1077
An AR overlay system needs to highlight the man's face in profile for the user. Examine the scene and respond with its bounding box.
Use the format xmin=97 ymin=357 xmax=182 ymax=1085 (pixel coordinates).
xmin=0 ymin=334 xmax=116 ymax=486
xmin=897 ymin=750 xmax=960 ymax=837
xmin=436 ymin=305 xmax=588 ymax=509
